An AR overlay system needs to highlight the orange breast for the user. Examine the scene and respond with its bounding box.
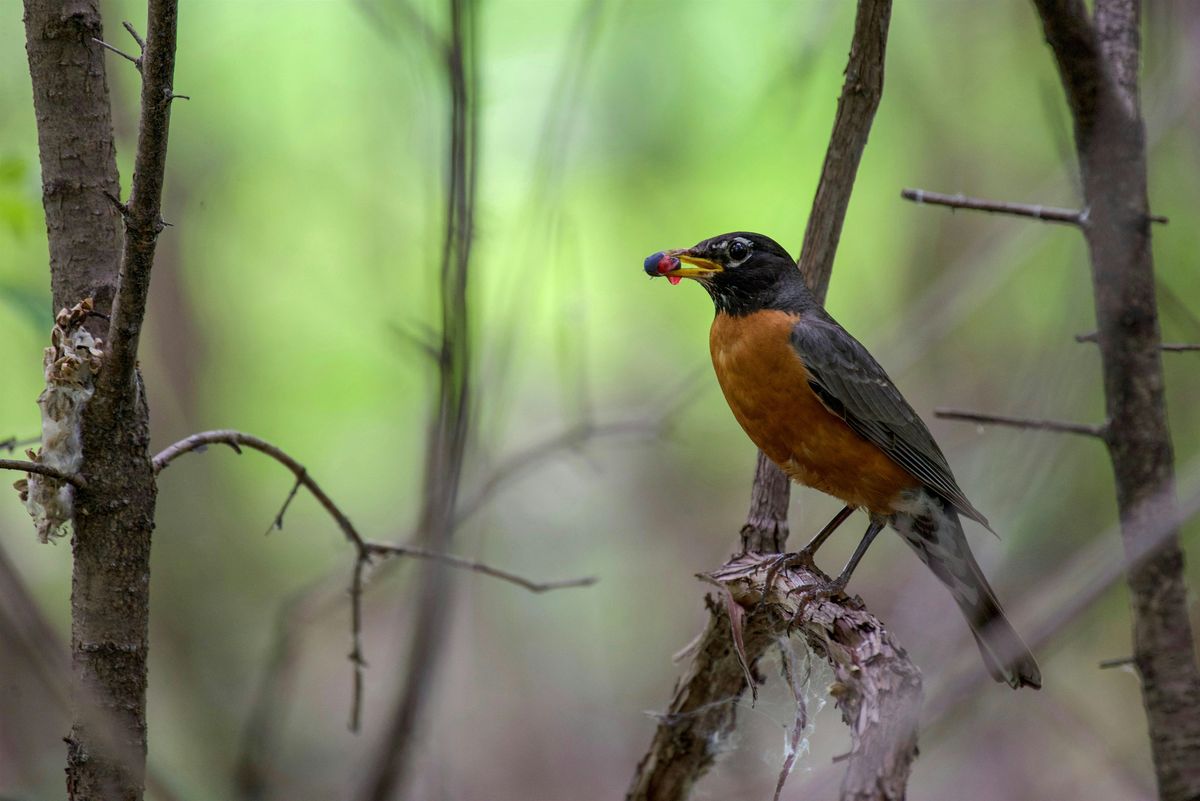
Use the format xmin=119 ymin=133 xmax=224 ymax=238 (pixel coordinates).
xmin=709 ymin=310 xmax=919 ymax=515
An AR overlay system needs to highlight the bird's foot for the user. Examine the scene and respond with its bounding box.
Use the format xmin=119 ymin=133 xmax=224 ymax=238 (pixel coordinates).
xmin=785 ymin=575 xmax=849 ymax=629
xmin=755 ymin=548 xmax=821 ymax=614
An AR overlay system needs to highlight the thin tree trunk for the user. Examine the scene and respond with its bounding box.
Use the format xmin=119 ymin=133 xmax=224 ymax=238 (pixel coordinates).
xmin=1032 ymin=2 xmax=1200 ymax=799
xmin=23 ymin=2 xmax=178 ymax=798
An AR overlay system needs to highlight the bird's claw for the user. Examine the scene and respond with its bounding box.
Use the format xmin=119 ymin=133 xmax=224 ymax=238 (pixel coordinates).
xmin=785 ymin=576 xmax=848 ymax=629
xmin=754 ymin=548 xmax=821 ymax=615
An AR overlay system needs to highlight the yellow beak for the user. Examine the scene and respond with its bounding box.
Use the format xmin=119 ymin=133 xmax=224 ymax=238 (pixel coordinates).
xmin=665 ymin=249 xmax=723 ymax=280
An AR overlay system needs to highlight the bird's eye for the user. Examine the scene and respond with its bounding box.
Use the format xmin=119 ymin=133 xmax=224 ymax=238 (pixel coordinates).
xmin=727 ymin=240 xmax=750 ymax=262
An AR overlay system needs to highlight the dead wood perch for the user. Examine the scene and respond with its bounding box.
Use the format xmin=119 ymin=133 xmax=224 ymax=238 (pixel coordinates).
xmin=627 ymin=553 xmax=921 ymax=801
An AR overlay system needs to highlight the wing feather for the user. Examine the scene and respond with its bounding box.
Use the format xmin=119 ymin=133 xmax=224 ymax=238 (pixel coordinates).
xmin=791 ymin=316 xmax=992 ymax=530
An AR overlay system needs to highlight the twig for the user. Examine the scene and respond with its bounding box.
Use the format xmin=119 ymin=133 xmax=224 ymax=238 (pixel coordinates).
xmin=153 ymin=429 xmax=590 ymax=732
xmin=1076 ymin=331 xmax=1198 ymax=351
xmin=901 ymin=188 xmax=1085 ymax=226
xmin=92 ymin=37 xmax=142 ymax=71
xmin=363 ymin=541 xmax=596 ymax=593
xmin=935 ymin=407 xmax=1108 ymax=439
xmin=153 ymin=430 xmax=367 ymax=548
xmin=1100 ymin=656 xmax=1136 ymax=670
xmin=122 ymin=20 xmax=146 ymax=52
xmin=0 ymin=459 xmax=86 ymax=489
xmin=265 ymin=472 xmax=304 ymax=535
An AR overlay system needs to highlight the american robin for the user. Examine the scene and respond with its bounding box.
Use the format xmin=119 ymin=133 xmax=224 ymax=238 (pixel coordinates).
xmin=645 ymin=231 xmax=1041 ymax=689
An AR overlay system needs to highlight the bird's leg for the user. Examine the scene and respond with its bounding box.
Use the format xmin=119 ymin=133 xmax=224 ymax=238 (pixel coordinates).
xmin=797 ymin=504 xmax=856 ymax=565
xmin=788 ymin=518 xmax=886 ymax=623
xmin=760 ymin=505 xmax=855 ymax=604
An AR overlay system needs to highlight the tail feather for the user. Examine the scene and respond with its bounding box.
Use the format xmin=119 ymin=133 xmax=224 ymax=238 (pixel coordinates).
xmin=963 ymin=574 xmax=1042 ymax=690
xmin=892 ymin=494 xmax=1041 ymax=690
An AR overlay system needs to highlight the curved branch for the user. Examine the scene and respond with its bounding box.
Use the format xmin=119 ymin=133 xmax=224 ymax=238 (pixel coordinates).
xmin=154 ymin=428 xmax=595 ymax=731
xmin=0 ymin=459 xmax=86 ymax=489
xmin=154 ymin=429 xmax=365 ymax=548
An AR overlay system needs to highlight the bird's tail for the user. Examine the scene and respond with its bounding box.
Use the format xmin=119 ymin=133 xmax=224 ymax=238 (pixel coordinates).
xmin=893 ymin=499 xmax=1041 ymax=690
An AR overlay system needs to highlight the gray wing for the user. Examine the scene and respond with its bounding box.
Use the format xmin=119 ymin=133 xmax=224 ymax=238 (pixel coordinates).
xmin=790 ymin=316 xmax=992 ymax=530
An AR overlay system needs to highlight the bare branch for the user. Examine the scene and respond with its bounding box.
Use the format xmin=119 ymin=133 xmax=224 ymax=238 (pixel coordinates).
xmin=122 ymin=20 xmax=146 ymax=52
xmin=1077 ymin=331 xmax=1197 ymax=351
xmin=153 ymin=430 xmax=368 ymax=549
xmin=91 ymin=37 xmax=142 ymax=71
xmin=902 ymin=188 xmax=1084 ymax=226
xmin=265 ymin=472 xmax=304 ymax=535
xmin=98 ymin=0 xmax=180 ymax=405
xmin=935 ymin=407 xmax=1108 ymax=439
xmin=363 ymin=541 xmax=595 ymax=593
xmin=796 ymin=0 xmax=892 ymax=301
xmin=902 ymin=187 xmax=1166 ymax=226
xmin=154 ymin=428 xmax=592 ymax=732
xmin=0 ymin=459 xmax=86 ymax=489
xmin=1100 ymin=656 xmax=1136 ymax=670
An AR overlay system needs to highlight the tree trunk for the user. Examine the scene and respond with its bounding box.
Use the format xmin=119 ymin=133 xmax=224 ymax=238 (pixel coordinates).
xmin=23 ymin=2 xmax=162 ymax=798
xmin=1033 ymin=2 xmax=1200 ymax=798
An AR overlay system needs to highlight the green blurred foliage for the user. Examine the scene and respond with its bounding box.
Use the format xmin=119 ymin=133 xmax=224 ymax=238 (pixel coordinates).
xmin=1 ymin=1 xmax=1198 ymax=799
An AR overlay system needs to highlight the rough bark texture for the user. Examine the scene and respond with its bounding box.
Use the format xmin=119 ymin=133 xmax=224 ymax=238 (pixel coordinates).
xmin=1032 ymin=2 xmax=1200 ymax=799
xmin=23 ymin=2 xmax=178 ymax=798
xmin=629 ymin=2 xmax=897 ymax=799
xmin=22 ymin=0 xmax=122 ymax=329
xmin=626 ymin=556 xmax=921 ymax=801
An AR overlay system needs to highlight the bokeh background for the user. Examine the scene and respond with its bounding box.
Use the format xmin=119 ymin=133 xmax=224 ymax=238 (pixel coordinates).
xmin=2 ymin=1 xmax=1199 ymax=799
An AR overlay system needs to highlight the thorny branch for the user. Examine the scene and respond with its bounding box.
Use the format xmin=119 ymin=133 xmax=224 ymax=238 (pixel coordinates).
xmin=629 ymin=2 xmax=898 ymax=800
xmin=934 ymin=407 xmax=1109 ymax=439
xmin=152 ymin=429 xmax=593 ymax=731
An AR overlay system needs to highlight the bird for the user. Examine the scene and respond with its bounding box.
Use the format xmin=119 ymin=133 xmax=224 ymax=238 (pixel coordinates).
xmin=644 ymin=231 xmax=1041 ymax=689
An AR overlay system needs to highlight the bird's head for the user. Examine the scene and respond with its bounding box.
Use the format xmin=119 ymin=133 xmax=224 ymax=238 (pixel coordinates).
xmin=643 ymin=232 xmax=806 ymax=315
